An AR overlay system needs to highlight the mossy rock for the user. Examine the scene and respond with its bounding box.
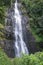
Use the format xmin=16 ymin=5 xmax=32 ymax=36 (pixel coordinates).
xmin=0 ymin=24 xmax=4 ymax=28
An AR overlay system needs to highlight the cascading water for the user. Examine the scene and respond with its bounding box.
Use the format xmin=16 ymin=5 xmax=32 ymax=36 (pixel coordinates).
xmin=13 ymin=0 xmax=28 ymax=57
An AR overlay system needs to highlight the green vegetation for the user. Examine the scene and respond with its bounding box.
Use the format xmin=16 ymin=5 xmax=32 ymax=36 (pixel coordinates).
xmin=0 ymin=0 xmax=11 ymax=6
xmin=0 ymin=0 xmax=43 ymax=65
xmin=0 ymin=0 xmax=11 ymax=40
xmin=0 ymin=48 xmax=13 ymax=65
xmin=13 ymin=52 xmax=43 ymax=65
xmin=21 ymin=0 xmax=43 ymax=42
xmin=0 ymin=48 xmax=43 ymax=65
xmin=0 ymin=0 xmax=12 ymax=25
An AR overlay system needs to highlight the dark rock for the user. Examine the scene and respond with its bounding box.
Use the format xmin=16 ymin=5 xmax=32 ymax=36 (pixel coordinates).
xmin=1 ymin=40 xmax=15 ymax=58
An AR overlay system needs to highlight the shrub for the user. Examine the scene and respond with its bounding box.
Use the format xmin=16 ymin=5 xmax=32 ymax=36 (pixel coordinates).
xmin=0 ymin=48 xmax=13 ymax=65
xmin=13 ymin=52 xmax=43 ymax=65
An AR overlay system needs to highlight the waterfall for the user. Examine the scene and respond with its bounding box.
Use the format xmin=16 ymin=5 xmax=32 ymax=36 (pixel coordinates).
xmin=13 ymin=0 xmax=28 ymax=57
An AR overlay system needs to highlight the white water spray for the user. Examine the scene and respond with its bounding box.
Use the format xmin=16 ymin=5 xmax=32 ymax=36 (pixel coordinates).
xmin=14 ymin=0 xmax=28 ymax=57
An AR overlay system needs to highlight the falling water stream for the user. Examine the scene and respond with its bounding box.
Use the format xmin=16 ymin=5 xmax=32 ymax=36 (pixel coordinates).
xmin=13 ymin=0 xmax=28 ymax=57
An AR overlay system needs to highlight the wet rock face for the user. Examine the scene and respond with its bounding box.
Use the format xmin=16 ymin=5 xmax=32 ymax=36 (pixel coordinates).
xmin=4 ymin=6 xmax=15 ymax=57
xmin=0 ymin=40 xmax=15 ymax=58
xmin=20 ymin=4 xmax=42 ymax=54
xmin=22 ymin=15 xmax=35 ymax=53
xmin=18 ymin=0 xmax=20 ymax=2
xmin=4 ymin=40 xmax=15 ymax=58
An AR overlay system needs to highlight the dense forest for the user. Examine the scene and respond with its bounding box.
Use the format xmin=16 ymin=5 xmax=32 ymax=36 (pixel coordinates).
xmin=21 ymin=0 xmax=43 ymax=42
xmin=0 ymin=0 xmax=11 ymax=40
xmin=0 ymin=0 xmax=43 ymax=41
xmin=0 ymin=0 xmax=43 ymax=65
